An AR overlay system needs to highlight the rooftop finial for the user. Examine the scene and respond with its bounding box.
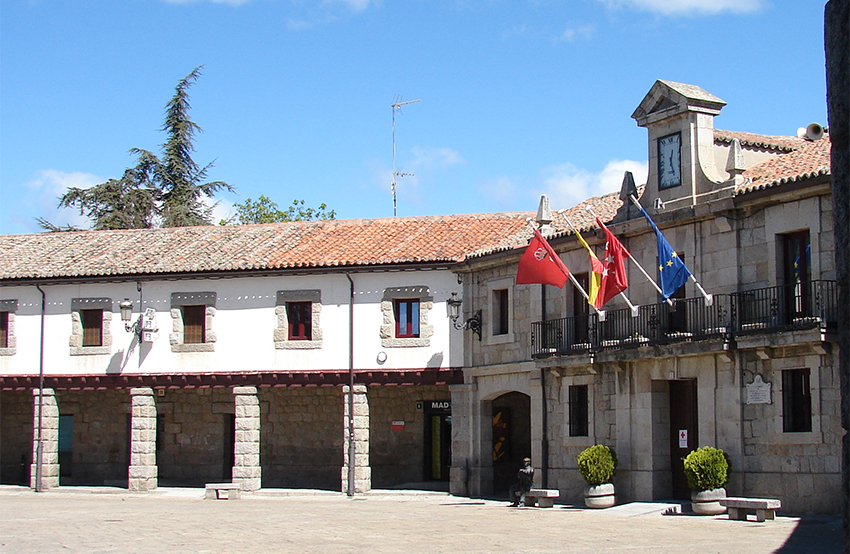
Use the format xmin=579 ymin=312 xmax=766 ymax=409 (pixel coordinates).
xmin=535 ymin=195 xmax=554 ymax=235
xmin=725 ymin=138 xmax=746 ymax=185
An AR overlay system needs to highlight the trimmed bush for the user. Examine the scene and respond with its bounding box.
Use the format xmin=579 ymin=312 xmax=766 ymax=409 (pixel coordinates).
xmin=683 ymin=446 xmax=730 ymax=491
xmin=577 ymin=444 xmax=617 ymax=486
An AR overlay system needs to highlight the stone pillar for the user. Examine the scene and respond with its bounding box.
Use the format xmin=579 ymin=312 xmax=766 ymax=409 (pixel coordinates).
xmin=449 ymin=382 xmax=474 ymax=497
xmin=128 ymin=388 xmax=158 ymax=492
xmin=31 ymin=389 xmax=59 ymax=490
xmin=341 ymin=384 xmax=370 ymax=493
xmin=232 ymin=386 xmax=261 ymax=491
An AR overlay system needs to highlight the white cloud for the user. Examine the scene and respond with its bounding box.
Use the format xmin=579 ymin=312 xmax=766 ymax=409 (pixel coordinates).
xmin=535 ymin=158 xmax=647 ymax=210
xmin=408 ymin=146 xmax=464 ymax=170
xmin=323 ymin=0 xmax=376 ymax=12
xmin=554 ymin=24 xmax=595 ymax=42
xmin=24 ymin=169 xmax=102 ymax=231
xmin=478 ymin=176 xmax=520 ymax=208
xmin=599 ymin=0 xmax=764 ymax=16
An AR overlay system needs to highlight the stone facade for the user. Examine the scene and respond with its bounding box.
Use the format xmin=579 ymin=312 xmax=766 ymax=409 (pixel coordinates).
xmin=31 ymin=389 xmax=59 ymax=489
xmin=451 ymin=81 xmax=842 ymax=514
xmin=342 ymin=385 xmax=371 ymax=493
xmin=128 ymin=388 xmax=157 ymax=492
xmin=0 ymin=389 xmax=30 ymax=485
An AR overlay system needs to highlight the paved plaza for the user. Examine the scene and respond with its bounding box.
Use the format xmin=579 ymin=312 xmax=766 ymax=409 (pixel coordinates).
xmin=0 ymin=487 xmax=843 ymax=554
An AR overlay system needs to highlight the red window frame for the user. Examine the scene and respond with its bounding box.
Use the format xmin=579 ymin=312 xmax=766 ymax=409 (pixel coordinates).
xmin=287 ymin=301 xmax=312 ymax=341
xmin=394 ymin=299 xmax=420 ymax=338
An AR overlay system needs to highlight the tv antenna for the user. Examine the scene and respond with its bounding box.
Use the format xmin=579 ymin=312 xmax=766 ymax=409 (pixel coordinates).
xmin=391 ymin=97 xmax=420 ymax=217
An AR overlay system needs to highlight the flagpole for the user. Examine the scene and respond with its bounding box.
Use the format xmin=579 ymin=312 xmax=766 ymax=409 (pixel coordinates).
xmin=627 ymin=195 xmax=713 ymax=306
xmin=585 ymin=206 xmax=673 ymax=306
xmin=565 ymin=216 xmax=632 ymax=317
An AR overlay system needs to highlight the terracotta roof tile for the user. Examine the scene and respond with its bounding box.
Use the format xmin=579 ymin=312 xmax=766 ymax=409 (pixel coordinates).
xmin=714 ymin=129 xmax=804 ymax=152
xmin=736 ymin=134 xmax=831 ymax=195
xmin=0 ymin=214 xmax=532 ymax=281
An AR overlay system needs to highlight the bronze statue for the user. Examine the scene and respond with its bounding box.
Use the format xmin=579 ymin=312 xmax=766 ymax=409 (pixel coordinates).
xmin=508 ymin=457 xmax=534 ymax=506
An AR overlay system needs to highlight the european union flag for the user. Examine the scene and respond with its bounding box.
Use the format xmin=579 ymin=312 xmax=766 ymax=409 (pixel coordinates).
xmin=638 ymin=204 xmax=692 ymax=300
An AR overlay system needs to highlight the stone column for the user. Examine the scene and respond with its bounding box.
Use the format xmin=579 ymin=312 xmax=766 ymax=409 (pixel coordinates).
xmin=341 ymin=384 xmax=370 ymax=493
xmin=31 ymin=388 xmax=59 ymax=490
xmin=128 ymin=388 xmax=157 ymax=492
xmin=449 ymin=382 xmax=474 ymax=497
xmin=232 ymin=386 xmax=261 ymax=491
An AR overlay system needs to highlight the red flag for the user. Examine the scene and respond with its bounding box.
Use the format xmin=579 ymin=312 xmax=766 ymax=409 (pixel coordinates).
xmin=594 ymin=217 xmax=629 ymax=308
xmin=516 ymin=229 xmax=570 ymax=288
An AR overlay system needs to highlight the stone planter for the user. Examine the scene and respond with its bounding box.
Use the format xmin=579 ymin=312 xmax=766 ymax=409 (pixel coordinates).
xmin=691 ymin=487 xmax=727 ymax=515
xmin=584 ymin=483 xmax=615 ymax=509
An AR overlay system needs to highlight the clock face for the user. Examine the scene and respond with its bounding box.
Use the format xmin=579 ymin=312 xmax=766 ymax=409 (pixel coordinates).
xmin=658 ymin=133 xmax=682 ymax=189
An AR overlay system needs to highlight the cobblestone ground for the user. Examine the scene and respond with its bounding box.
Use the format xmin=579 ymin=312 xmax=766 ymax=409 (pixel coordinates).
xmin=0 ymin=488 xmax=843 ymax=554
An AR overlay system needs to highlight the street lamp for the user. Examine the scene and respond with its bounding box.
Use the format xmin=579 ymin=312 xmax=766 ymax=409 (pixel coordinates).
xmin=119 ymin=298 xmax=142 ymax=338
xmin=447 ymin=292 xmax=482 ymax=341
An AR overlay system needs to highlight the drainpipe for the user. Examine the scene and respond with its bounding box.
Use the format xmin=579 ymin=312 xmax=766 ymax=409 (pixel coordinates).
xmin=346 ymin=274 xmax=356 ymax=496
xmin=540 ymin=285 xmax=549 ymax=488
xmin=35 ymin=285 xmax=46 ymax=492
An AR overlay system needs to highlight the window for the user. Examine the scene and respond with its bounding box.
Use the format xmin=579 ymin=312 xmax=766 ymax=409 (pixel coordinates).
xmin=492 ymin=289 xmax=509 ymax=336
xmin=782 ymin=369 xmax=812 ymax=433
xmin=70 ymin=298 xmax=112 ymax=355
xmin=782 ymin=231 xmax=811 ymax=322
xmin=275 ymin=290 xmax=322 ymax=350
xmin=380 ymin=286 xmax=433 ymax=348
xmin=169 ymin=292 xmax=216 ymax=352
xmin=0 ymin=300 xmax=15 ymax=355
xmin=395 ymin=299 xmax=420 ymax=338
xmin=80 ymin=309 xmax=104 ymax=347
xmin=0 ymin=312 xmax=8 ymax=349
xmin=182 ymin=305 xmax=206 ymax=344
xmin=569 ymin=385 xmax=589 ymax=437
xmin=287 ymin=302 xmax=312 ymax=340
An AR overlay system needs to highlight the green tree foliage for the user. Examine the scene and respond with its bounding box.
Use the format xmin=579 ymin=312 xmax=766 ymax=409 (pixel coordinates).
xmin=683 ymin=446 xmax=730 ymax=491
xmin=225 ymin=196 xmax=336 ymax=225
xmin=40 ymin=66 xmax=232 ymax=231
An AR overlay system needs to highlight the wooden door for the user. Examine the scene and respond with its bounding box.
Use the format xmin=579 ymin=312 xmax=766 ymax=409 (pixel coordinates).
xmin=669 ymin=380 xmax=698 ymax=500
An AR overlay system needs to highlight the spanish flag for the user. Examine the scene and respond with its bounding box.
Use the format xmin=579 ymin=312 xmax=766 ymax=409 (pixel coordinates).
xmin=574 ymin=228 xmax=603 ymax=307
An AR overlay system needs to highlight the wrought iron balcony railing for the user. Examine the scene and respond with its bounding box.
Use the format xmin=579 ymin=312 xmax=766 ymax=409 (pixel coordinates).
xmin=531 ymin=280 xmax=837 ymax=358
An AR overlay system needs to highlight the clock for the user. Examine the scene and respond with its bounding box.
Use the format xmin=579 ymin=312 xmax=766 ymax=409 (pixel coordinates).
xmin=657 ymin=132 xmax=682 ymax=189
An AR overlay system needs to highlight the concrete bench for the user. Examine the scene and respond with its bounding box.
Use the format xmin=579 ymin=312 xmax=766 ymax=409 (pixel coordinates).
xmin=525 ymin=489 xmax=560 ymax=508
xmin=205 ymin=482 xmax=241 ymax=500
xmin=720 ymin=497 xmax=781 ymax=522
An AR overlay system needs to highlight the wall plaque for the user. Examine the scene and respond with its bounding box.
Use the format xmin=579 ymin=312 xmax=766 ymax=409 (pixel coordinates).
xmin=746 ymin=375 xmax=772 ymax=404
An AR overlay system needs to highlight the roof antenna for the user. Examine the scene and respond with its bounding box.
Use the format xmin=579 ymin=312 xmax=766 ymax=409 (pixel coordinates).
xmin=391 ymin=96 xmax=420 ymax=217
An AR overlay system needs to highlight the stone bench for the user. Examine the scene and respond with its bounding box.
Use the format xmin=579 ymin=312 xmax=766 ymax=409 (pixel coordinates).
xmin=525 ymin=489 xmax=560 ymax=508
xmin=720 ymin=497 xmax=781 ymax=522
xmin=205 ymin=482 xmax=242 ymax=500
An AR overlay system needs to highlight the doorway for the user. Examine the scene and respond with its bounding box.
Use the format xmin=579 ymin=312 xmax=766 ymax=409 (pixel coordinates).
xmin=424 ymin=401 xmax=451 ymax=481
xmin=668 ymin=380 xmax=698 ymax=499
xmin=491 ymin=392 xmax=531 ymax=495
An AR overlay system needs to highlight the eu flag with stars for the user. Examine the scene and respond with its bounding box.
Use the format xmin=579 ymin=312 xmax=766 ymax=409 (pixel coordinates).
xmin=637 ymin=204 xmax=691 ymax=299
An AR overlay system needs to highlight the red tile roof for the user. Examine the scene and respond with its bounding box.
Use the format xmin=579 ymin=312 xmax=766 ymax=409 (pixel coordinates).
xmin=714 ymin=129 xmax=804 ymax=152
xmin=737 ymin=134 xmax=831 ymax=195
xmin=0 ymin=214 xmax=533 ymax=281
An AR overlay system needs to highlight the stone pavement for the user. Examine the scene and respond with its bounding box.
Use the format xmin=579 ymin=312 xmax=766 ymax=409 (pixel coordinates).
xmin=0 ymin=487 xmax=843 ymax=554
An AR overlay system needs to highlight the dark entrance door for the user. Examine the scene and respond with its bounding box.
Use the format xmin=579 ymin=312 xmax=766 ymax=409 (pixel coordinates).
xmin=669 ymin=380 xmax=698 ymax=500
xmin=424 ymin=401 xmax=451 ymax=481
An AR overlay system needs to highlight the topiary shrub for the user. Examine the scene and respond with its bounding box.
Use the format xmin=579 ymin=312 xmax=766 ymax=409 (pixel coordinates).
xmin=577 ymin=444 xmax=617 ymax=486
xmin=683 ymin=446 xmax=730 ymax=491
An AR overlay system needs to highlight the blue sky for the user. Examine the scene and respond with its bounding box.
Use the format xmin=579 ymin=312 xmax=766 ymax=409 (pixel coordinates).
xmin=0 ymin=0 xmax=829 ymax=235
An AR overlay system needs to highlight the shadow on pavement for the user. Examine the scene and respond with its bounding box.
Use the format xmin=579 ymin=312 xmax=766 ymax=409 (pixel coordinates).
xmin=772 ymin=515 xmax=843 ymax=554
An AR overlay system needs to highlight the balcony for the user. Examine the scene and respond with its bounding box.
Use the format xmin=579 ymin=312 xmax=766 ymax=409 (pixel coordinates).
xmin=531 ymin=280 xmax=837 ymax=358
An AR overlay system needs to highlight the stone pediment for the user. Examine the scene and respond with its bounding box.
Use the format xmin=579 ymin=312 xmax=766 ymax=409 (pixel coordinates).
xmin=632 ymin=80 xmax=726 ymax=128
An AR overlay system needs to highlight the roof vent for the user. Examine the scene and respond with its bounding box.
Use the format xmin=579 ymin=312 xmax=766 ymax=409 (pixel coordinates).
xmin=797 ymin=123 xmax=824 ymax=141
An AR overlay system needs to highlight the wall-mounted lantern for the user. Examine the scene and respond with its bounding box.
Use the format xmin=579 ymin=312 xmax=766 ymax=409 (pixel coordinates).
xmin=447 ymin=292 xmax=482 ymax=341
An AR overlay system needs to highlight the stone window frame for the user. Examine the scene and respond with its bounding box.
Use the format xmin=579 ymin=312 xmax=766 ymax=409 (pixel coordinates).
xmin=770 ymin=357 xmax=824 ymax=445
xmin=485 ymin=277 xmax=515 ymax=346
xmin=70 ymin=298 xmax=113 ymax=356
xmin=274 ymin=290 xmax=323 ymax=350
xmin=169 ymin=292 xmax=216 ymax=353
xmin=380 ymin=286 xmax=433 ymax=348
xmin=0 ymin=299 xmax=18 ymax=356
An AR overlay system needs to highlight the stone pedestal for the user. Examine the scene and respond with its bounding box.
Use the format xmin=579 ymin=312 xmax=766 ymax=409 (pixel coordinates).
xmin=232 ymin=386 xmax=261 ymax=491
xmin=128 ymin=388 xmax=158 ymax=492
xmin=341 ymin=385 xmax=371 ymax=493
xmin=31 ymin=389 xmax=59 ymax=490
